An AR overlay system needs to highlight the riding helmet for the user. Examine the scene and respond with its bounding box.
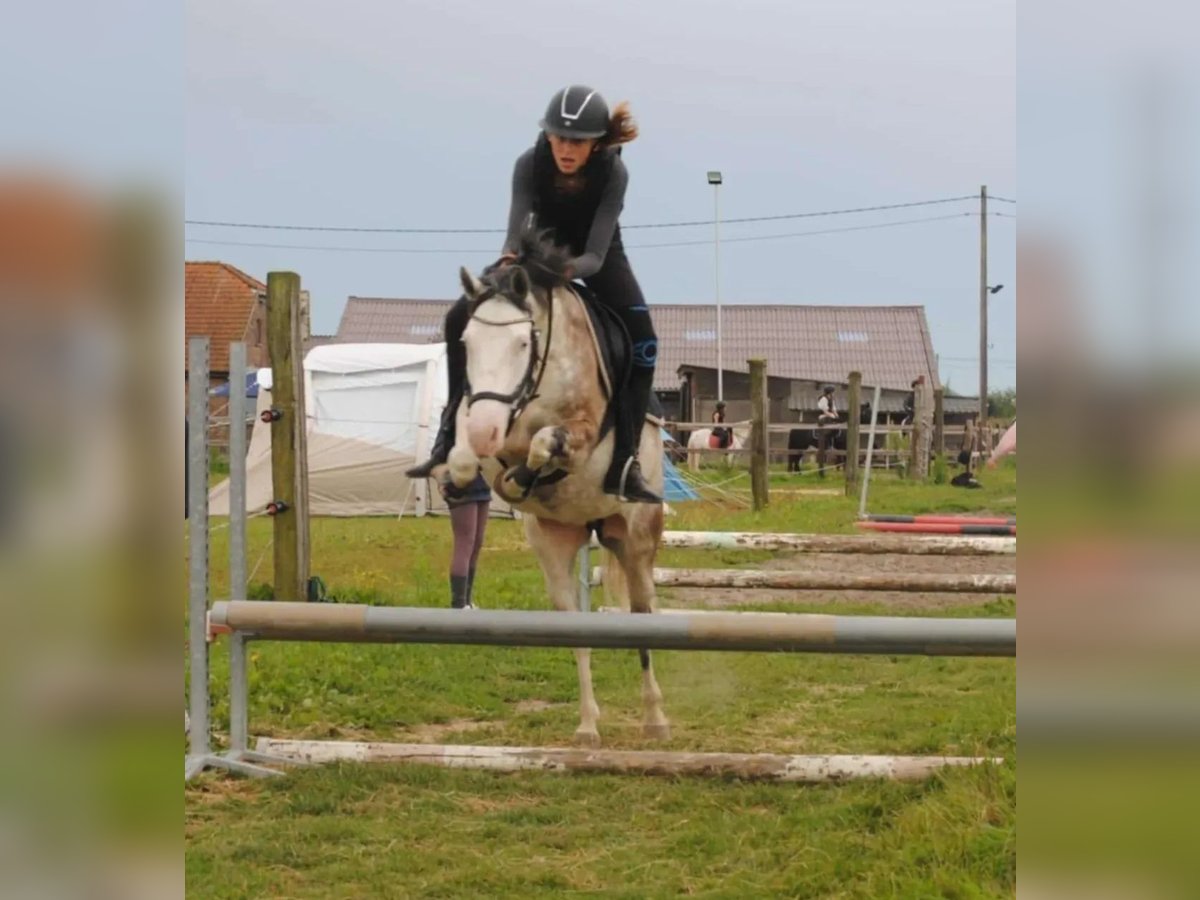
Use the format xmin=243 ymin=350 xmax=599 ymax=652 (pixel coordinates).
xmin=540 ymin=86 xmax=610 ymax=139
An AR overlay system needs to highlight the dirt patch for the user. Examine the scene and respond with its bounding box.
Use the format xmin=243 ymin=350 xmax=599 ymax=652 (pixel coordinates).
xmin=401 ymin=718 xmax=490 ymax=742
xmin=511 ymin=699 xmax=566 ymax=714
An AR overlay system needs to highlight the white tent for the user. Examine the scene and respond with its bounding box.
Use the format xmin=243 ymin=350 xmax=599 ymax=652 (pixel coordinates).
xmin=211 ymin=343 xmax=509 ymax=517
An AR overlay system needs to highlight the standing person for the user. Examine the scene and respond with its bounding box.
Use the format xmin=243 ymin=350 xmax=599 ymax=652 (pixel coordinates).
xmin=407 ymin=85 xmax=660 ymax=503
xmin=441 ymin=471 xmax=491 ymax=609
xmin=816 ymin=385 xmax=837 ymax=477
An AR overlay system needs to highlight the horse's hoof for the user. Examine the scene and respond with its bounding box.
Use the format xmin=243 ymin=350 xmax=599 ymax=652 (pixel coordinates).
xmin=642 ymin=722 xmax=671 ymax=741
xmin=573 ymin=728 xmax=601 ymax=748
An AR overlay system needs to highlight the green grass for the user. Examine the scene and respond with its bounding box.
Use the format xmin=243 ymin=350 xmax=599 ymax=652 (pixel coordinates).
xmin=187 ymin=461 xmax=1016 ymax=898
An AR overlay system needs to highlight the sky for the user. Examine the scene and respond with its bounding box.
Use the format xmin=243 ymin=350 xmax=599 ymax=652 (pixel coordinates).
xmin=185 ymin=0 xmax=1016 ymax=392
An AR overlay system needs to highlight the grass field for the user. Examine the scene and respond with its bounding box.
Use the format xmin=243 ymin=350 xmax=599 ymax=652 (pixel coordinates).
xmin=186 ymin=463 xmax=1016 ymax=898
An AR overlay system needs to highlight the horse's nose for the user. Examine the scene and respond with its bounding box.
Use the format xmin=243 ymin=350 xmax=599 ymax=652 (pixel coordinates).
xmin=466 ymin=404 xmax=506 ymax=457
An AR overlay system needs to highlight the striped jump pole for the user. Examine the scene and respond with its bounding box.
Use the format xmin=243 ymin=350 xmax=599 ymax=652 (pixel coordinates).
xmin=857 ymin=522 xmax=1016 ymax=537
xmin=866 ymin=514 xmax=1016 ymax=527
xmin=209 ymin=602 xmax=1016 ymax=657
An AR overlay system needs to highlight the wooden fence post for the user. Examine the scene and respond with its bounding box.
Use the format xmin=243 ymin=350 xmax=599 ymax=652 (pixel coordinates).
xmin=933 ymin=388 xmax=945 ymax=457
xmin=908 ymin=383 xmax=923 ymax=479
xmin=749 ymin=359 xmax=769 ymax=511
xmin=844 ymin=371 xmax=861 ymax=497
xmin=267 ymin=271 xmax=310 ymax=601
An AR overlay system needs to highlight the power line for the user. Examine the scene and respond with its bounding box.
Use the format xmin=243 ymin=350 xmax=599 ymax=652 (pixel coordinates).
xmin=628 ymin=213 xmax=976 ymax=249
xmin=990 ymin=195 xmax=1017 ymax=204
xmin=185 ymin=211 xmax=997 ymax=255
xmin=183 ymin=194 xmax=981 ymax=235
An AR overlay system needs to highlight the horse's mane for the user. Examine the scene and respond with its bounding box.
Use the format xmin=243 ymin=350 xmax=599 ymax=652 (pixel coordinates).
xmin=474 ymin=222 xmax=571 ymax=311
xmin=513 ymin=224 xmax=573 ymax=289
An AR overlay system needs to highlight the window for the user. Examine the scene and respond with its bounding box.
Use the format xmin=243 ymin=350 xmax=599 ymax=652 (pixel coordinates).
xmin=684 ymin=329 xmax=716 ymax=342
xmin=836 ymin=331 xmax=869 ymax=343
xmin=256 ymin=318 xmax=263 ymax=345
xmin=410 ymin=324 xmax=441 ymax=337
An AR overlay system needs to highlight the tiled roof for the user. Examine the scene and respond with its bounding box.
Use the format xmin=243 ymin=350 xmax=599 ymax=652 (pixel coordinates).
xmin=336 ymin=298 xmax=940 ymax=393
xmin=185 ymin=261 xmax=265 ymax=373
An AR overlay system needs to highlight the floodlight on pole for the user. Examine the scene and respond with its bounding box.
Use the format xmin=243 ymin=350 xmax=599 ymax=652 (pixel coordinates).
xmin=707 ymin=171 xmax=724 ymax=402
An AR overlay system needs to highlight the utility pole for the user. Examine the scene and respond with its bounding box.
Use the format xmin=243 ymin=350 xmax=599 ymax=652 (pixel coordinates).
xmin=979 ymin=184 xmax=989 ymax=438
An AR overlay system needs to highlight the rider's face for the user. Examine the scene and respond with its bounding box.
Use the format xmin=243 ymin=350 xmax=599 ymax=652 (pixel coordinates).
xmin=547 ymin=133 xmax=598 ymax=175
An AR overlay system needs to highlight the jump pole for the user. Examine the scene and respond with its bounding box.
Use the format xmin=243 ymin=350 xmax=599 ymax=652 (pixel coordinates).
xmin=209 ymin=602 xmax=1016 ymax=657
xmin=590 ymin=566 xmax=1016 ymax=594
xmin=253 ymin=739 xmax=1002 ymax=784
xmin=857 ymin=522 xmax=1016 ymax=537
xmin=866 ymin=514 xmax=1016 ymax=526
xmin=637 ymin=530 xmax=1016 ymax=556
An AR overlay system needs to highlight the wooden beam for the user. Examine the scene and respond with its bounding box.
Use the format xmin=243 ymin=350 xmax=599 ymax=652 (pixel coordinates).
xmin=593 ymin=566 xmax=1015 ymax=594
xmin=748 ymin=359 xmax=768 ymax=510
xmin=844 ymin=371 xmax=862 ymax=497
xmin=267 ymin=271 xmax=306 ymax=602
xmin=255 ymin=739 xmax=1002 ymax=784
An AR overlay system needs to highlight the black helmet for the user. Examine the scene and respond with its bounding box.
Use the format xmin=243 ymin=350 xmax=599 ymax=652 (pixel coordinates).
xmin=716 ymin=400 xmax=726 ymax=409
xmin=822 ymin=384 xmax=835 ymax=394
xmin=540 ymin=85 xmax=610 ymax=139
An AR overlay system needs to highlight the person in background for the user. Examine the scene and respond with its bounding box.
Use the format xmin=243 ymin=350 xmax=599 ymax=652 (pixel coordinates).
xmin=710 ymin=400 xmax=729 ymax=449
xmin=816 ymin=385 xmax=838 ymax=426
xmin=441 ymin=472 xmax=491 ymax=609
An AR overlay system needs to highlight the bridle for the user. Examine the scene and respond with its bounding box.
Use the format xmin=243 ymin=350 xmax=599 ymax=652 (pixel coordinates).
xmin=464 ymin=286 xmax=554 ymax=434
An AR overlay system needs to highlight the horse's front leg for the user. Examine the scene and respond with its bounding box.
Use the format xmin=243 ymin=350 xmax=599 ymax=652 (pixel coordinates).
xmin=524 ymin=516 xmax=598 ymax=746
xmin=446 ymin=400 xmax=482 ymax=488
xmin=526 ymin=416 xmax=597 ymax=473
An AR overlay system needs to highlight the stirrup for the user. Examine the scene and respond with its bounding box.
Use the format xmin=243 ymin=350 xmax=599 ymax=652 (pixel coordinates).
xmin=609 ymin=458 xmax=661 ymax=504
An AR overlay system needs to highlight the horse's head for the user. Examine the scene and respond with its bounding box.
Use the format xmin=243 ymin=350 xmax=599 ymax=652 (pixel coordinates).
xmin=458 ymin=264 xmax=542 ymax=458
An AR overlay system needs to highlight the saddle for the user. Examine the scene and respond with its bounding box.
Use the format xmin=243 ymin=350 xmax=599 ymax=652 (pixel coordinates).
xmin=566 ymin=283 xmax=663 ymax=436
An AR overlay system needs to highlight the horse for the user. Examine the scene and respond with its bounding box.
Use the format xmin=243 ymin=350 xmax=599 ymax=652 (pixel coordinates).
xmin=686 ymin=427 xmax=747 ymax=472
xmin=443 ymin=233 xmax=668 ymax=747
xmin=786 ymin=403 xmax=873 ymax=473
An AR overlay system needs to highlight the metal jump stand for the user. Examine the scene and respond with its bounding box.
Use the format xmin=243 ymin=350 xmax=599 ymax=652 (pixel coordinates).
xmin=185 ymin=338 xmax=296 ymax=780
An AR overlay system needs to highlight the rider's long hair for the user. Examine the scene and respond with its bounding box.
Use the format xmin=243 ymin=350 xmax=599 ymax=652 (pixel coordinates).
xmin=599 ymin=102 xmax=638 ymax=147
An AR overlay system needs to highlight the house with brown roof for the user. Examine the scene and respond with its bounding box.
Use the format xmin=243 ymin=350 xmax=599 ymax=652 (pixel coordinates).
xmin=333 ymin=297 xmax=959 ymax=432
xmin=185 ymin=261 xmax=269 ymax=380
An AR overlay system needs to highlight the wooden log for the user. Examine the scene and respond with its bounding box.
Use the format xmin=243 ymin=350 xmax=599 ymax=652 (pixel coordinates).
xmin=592 ymin=567 xmax=1016 ymax=594
xmin=650 ymin=530 xmax=1016 ymax=556
xmin=748 ymin=359 xmax=768 ymax=510
xmin=255 ymin=739 xmax=1001 ymax=784
xmin=845 ymin=371 xmax=861 ymax=497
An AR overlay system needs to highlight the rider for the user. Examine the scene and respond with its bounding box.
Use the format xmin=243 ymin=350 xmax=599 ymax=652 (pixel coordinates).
xmin=817 ymin=385 xmax=838 ymax=427
xmin=710 ymin=400 xmax=729 ymax=449
xmin=407 ymin=85 xmax=660 ymax=503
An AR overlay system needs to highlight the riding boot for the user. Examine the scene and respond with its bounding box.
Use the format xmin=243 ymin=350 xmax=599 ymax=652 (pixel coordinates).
xmin=602 ymin=366 xmax=661 ymax=504
xmin=405 ymin=391 xmax=461 ymax=479
xmin=406 ymin=304 xmax=468 ymax=479
xmin=450 ymin=574 xmax=472 ymax=610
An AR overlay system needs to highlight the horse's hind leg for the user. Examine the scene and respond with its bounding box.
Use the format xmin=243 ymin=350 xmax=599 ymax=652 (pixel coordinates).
xmin=524 ymin=516 xmax=599 ymax=746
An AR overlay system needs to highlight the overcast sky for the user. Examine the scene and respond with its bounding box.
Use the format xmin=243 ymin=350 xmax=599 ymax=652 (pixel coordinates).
xmin=185 ymin=0 xmax=1015 ymax=392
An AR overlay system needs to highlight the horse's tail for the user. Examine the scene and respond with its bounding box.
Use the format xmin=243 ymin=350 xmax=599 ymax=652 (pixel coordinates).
xmin=599 ymin=549 xmax=630 ymax=612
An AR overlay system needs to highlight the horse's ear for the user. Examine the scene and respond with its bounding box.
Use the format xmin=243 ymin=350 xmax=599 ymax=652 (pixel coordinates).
xmin=459 ymin=266 xmax=483 ymax=298
xmin=509 ymin=265 xmax=530 ymax=300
